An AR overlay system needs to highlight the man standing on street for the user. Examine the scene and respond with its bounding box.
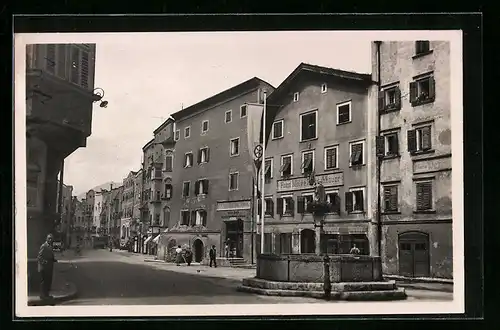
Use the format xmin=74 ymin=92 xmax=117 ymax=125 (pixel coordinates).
xmin=37 ymin=233 xmax=58 ymax=300
xmin=209 ymin=245 xmax=217 ymax=268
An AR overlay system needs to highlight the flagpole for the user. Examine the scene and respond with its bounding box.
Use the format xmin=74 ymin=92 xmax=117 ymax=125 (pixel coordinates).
xmin=260 ymin=90 xmax=267 ymax=254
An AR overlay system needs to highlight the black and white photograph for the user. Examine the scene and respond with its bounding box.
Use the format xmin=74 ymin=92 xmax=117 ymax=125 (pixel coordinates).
xmin=14 ymin=29 xmax=464 ymax=317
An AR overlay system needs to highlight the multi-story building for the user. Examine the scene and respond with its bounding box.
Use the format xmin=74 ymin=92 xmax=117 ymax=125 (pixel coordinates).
xmin=56 ymin=183 xmax=74 ymax=247
xmin=262 ymin=63 xmax=375 ymax=256
xmin=93 ymin=190 xmax=105 ymax=235
xmin=25 ymin=43 xmax=97 ymax=288
xmin=165 ymin=77 xmax=274 ymax=264
xmin=132 ymin=169 xmax=144 ymax=252
xmin=108 ymin=185 xmax=123 ymax=241
xmin=84 ymin=189 xmax=95 ymax=237
xmin=152 ymin=118 xmax=175 ymax=260
xmin=120 ymin=171 xmax=137 ymax=247
xmin=371 ymin=40 xmax=452 ymax=279
xmin=73 ymin=197 xmax=86 ymax=240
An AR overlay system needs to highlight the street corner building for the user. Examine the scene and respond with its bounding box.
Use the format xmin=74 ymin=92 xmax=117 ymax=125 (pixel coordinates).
xmin=25 ymin=43 xmax=97 ymax=290
xmin=158 ymin=77 xmax=275 ymax=265
xmin=372 ymin=41 xmax=452 ymax=279
xmin=259 ymin=63 xmax=376 ymax=257
xmin=139 ymin=118 xmax=176 ymax=256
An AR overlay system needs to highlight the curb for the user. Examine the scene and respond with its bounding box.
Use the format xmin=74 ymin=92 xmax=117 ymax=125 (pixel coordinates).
xmin=383 ymin=275 xmax=453 ymax=285
xmin=28 ymin=282 xmax=78 ymax=306
xmin=396 ymin=282 xmax=454 ymax=293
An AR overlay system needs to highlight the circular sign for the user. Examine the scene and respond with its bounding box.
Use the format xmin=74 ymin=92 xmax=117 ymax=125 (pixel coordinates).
xmin=254 ymin=145 xmax=263 ymax=159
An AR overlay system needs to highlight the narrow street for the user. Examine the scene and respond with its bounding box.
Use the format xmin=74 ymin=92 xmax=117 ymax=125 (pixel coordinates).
xmin=55 ymin=249 xmax=452 ymax=305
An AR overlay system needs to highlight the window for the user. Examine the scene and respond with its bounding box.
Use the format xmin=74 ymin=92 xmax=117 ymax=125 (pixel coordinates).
xmin=181 ymin=210 xmax=190 ymax=226
xmin=156 ymin=191 xmax=161 ymax=201
xmin=416 ymin=181 xmax=433 ymax=211
xmin=415 ymin=41 xmax=430 ymax=55
xmin=230 ymin=138 xmax=240 ymax=156
xmin=377 ymin=132 xmax=400 ymax=157
xmin=349 ymin=141 xmax=364 ymax=166
xmin=383 ymin=185 xmax=399 ymax=212
xmin=264 ymin=158 xmax=273 ymax=182
xmin=165 ymin=155 xmax=173 ymax=172
xmin=379 ymin=86 xmax=401 ymax=112
xmin=264 ymin=198 xmax=274 ymax=216
xmin=337 ymin=101 xmax=351 ymax=125
xmin=280 ymin=155 xmax=293 ymax=177
xmin=277 ymin=197 xmax=294 ymax=216
xmin=195 ymin=210 xmax=207 ymax=226
xmin=300 ymin=111 xmax=317 ymax=141
xmin=293 ymin=92 xmax=299 ymax=102
xmin=325 ymin=191 xmax=340 ymax=213
xmin=321 ymin=83 xmax=327 ymax=93
xmin=324 ymin=146 xmax=338 ymax=170
xmin=240 ymin=105 xmax=247 ymax=118
xmin=272 ymin=120 xmax=284 ymax=139
xmin=201 ymin=120 xmax=209 ymax=134
xmin=154 ymin=214 xmax=160 ymax=226
xmin=183 ymin=152 xmax=194 ymax=168
xmin=229 ymin=172 xmax=239 ymax=191
xmin=297 ymin=194 xmax=314 ymax=214
xmin=184 ymin=126 xmax=191 ymax=139
xmin=410 ymin=76 xmax=435 ymax=106
xmin=345 ymin=188 xmax=364 ymax=213
xmin=198 ymin=147 xmax=210 ymax=164
xmin=164 ymin=184 xmax=172 ymax=200
xmin=195 ymin=179 xmax=209 ymax=196
xmin=408 ymin=125 xmax=432 ymax=153
xmin=301 ymin=151 xmax=314 ymax=174
xmin=225 ymin=110 xmax=232 ymax=123
xmin=174 ymin=130 xmax=180 ymax=141
xmin=182 ymin=182 xmax=190 ymax=198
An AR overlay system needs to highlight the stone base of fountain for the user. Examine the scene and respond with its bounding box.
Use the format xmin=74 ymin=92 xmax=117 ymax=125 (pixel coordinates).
xmin=237 ymin=254 xmax=407 ymax=301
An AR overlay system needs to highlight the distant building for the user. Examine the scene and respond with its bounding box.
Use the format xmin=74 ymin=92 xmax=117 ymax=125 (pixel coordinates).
xmin=164 ymin=77 xmax=274 ymax=264
xmin=93 ymin=190 xmax=105 ymax=235
xmin=120 ymin=171 xmax=138 ymax=247
xmin=371 ymin=40 xmax=452 ymax=279
xmin=262 ymin=63 xmax=374 ymax=256
xmin=131 ymin=169 xmax=144 ymax=252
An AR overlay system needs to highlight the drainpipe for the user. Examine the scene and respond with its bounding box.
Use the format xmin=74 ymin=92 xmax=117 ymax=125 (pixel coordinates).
xmin=375 ymin=41 xmax=383 ymax=263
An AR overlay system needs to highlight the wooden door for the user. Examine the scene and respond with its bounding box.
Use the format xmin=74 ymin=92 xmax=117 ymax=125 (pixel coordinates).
xmin=398 ymin=232 xmax=430 ymax=277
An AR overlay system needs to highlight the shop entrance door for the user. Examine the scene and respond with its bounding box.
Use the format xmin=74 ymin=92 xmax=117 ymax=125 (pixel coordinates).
xmin=225 ymin=219 xmax=244 ymax=258
xmin=398 ymin=232 xmax=430 ymax=277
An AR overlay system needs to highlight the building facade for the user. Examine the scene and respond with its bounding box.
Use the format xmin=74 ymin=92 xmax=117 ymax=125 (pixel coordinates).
xmin=120 ymin=171 xmax=137 ymax=248
xmin=371 ymin=40 xmax=452 ymax=279
xmin=131 ymin=169 xmax=144 ymax=252
xmin=26 ymin=43 xmax=97 ymax=289
xmin=262 ymin=63 xmax=375 ymax=257
xmin=93 ymin=190 xmax=104 ymax=235
xmin=84 ymin=189 xmax=95 ymax=238
xmin=163 ymin=77 xmax=274 ymax=264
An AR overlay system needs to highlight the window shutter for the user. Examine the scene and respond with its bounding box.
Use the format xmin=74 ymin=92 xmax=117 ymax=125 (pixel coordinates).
xmin=269 ymin=200 xmax=274 ymax=217
xmin=197 ymin=149 xmax=202 ymax=164
xmin=417 ymin=182 xmax=433 ymax=210
xmin=383 ymin=187 xmax=391 ymax=210
xmin=345 ymin=192 xmax=353 ymax=213
xmin=409 ymin=82 xmax=418 ymax=104
xmin=421 ymin=126 xmax=432 ymax=150
xmin=334 ymin=194 xmax=341 ymax=213
xmin=376 ymin=136 xmax=385 ymax=157
xmin=203 ymin=180 xmax=209 ymax=195
xmin=390 ymin=186 xmax=398 ymax=211
xmin=416 ymin=183 xmax=424 ymax=210
xmin=190 ymin=211 xmax=196 ymax=226
xmin=358 ymin=190 xmax=364 ymax=211
xmin=80 ymin=50 xmax=89 ymax=89
xmin=277 ymin=198 xmax=283 ymax=215
xmin=206 ymin=148 xmax=210 ymax=162
xmin=70 ymin=47 xmax=80 ymax=85
xmin=297 ymin=196 xmax=305 ymax=214
xmin=393 ymin=134 xmax=400 ymax=154
xmin=395 ymin=87 xmax=402 ymax=110
xmin=301 ymin=118 xmax=308 ymax=140
xmin=407 ymin=129 xmax=417 ymax=152
xmin=257 ymin=199 xmax=262 ymax=216
xmin=428 ymin=77 xmax=436 ymax=100
xmin=378 ymin=95 xmax=386 ymax=112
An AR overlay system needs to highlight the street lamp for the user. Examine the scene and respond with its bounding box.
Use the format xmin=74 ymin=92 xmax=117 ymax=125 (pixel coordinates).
xmin=92 ymin=88 xmax=109 ymax=108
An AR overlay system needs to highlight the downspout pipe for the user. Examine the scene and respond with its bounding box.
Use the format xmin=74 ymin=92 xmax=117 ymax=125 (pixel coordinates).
xmin=375 ymin=41 xmax=383 ymax=261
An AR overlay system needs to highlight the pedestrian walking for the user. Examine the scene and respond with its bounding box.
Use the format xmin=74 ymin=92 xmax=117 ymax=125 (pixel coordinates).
xmin=224 ymin=241 xmax=230 ymax=258
xmin=37 ymin=233 xmax=58 ymax=300
xmin=175 ymin=245 xmax=183 ymax=266
xmin=209 ymin=245 xmax=217 ymax=268
xmin=349 ymin=244 xmax=360 ymax=255
xmin=185 ymin=248 xmax=193 ymax=266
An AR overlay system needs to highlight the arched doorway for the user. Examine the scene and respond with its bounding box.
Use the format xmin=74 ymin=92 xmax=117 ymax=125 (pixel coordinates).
xmin=300 ymin=229 xmax=316 ymax=253
xmin=163 ymin=206 xmax=171 ymax=227
xmin=398 ymin=231 xmax=430 ymax=277
xmin=193 ymin=239 xmax=204 ymax=262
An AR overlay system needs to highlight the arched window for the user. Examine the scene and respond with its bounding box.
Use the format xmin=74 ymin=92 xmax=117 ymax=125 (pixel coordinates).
xmin=163 ymin=207 xmax=171 ymax=227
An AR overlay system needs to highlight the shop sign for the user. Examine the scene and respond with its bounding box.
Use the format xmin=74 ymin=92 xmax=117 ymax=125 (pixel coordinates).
xmin=216 ymin=200 xmax=251 ymax=211
xmin=219 ymin=209 xmax=249 ymax=219
xmin=277 ymin=172 xmax=344 ymax=192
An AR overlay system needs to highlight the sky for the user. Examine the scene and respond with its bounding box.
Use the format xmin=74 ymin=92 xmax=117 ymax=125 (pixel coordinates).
xmin=63 ymin=31 xmax=373 ymax=196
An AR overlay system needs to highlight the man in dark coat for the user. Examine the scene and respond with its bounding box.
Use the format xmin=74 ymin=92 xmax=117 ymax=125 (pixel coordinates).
xmin=209 ymin=245 xmax=217 ymax=268
xmin=37 ymin=233 xmax=58 ymax=299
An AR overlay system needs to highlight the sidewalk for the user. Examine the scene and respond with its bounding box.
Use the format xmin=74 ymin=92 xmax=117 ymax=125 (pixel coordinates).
xmin=384 ymin=275 xmax=454 ymax=293
xmin=28 ymin=261 xmax=78 ymax=306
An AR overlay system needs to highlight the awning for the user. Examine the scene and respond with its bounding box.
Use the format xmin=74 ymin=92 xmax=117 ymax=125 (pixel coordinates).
xmin=144 ymin=236 xmax=153 ymax=244
xmin=152 ymin=235 xmax=160 ymax=244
